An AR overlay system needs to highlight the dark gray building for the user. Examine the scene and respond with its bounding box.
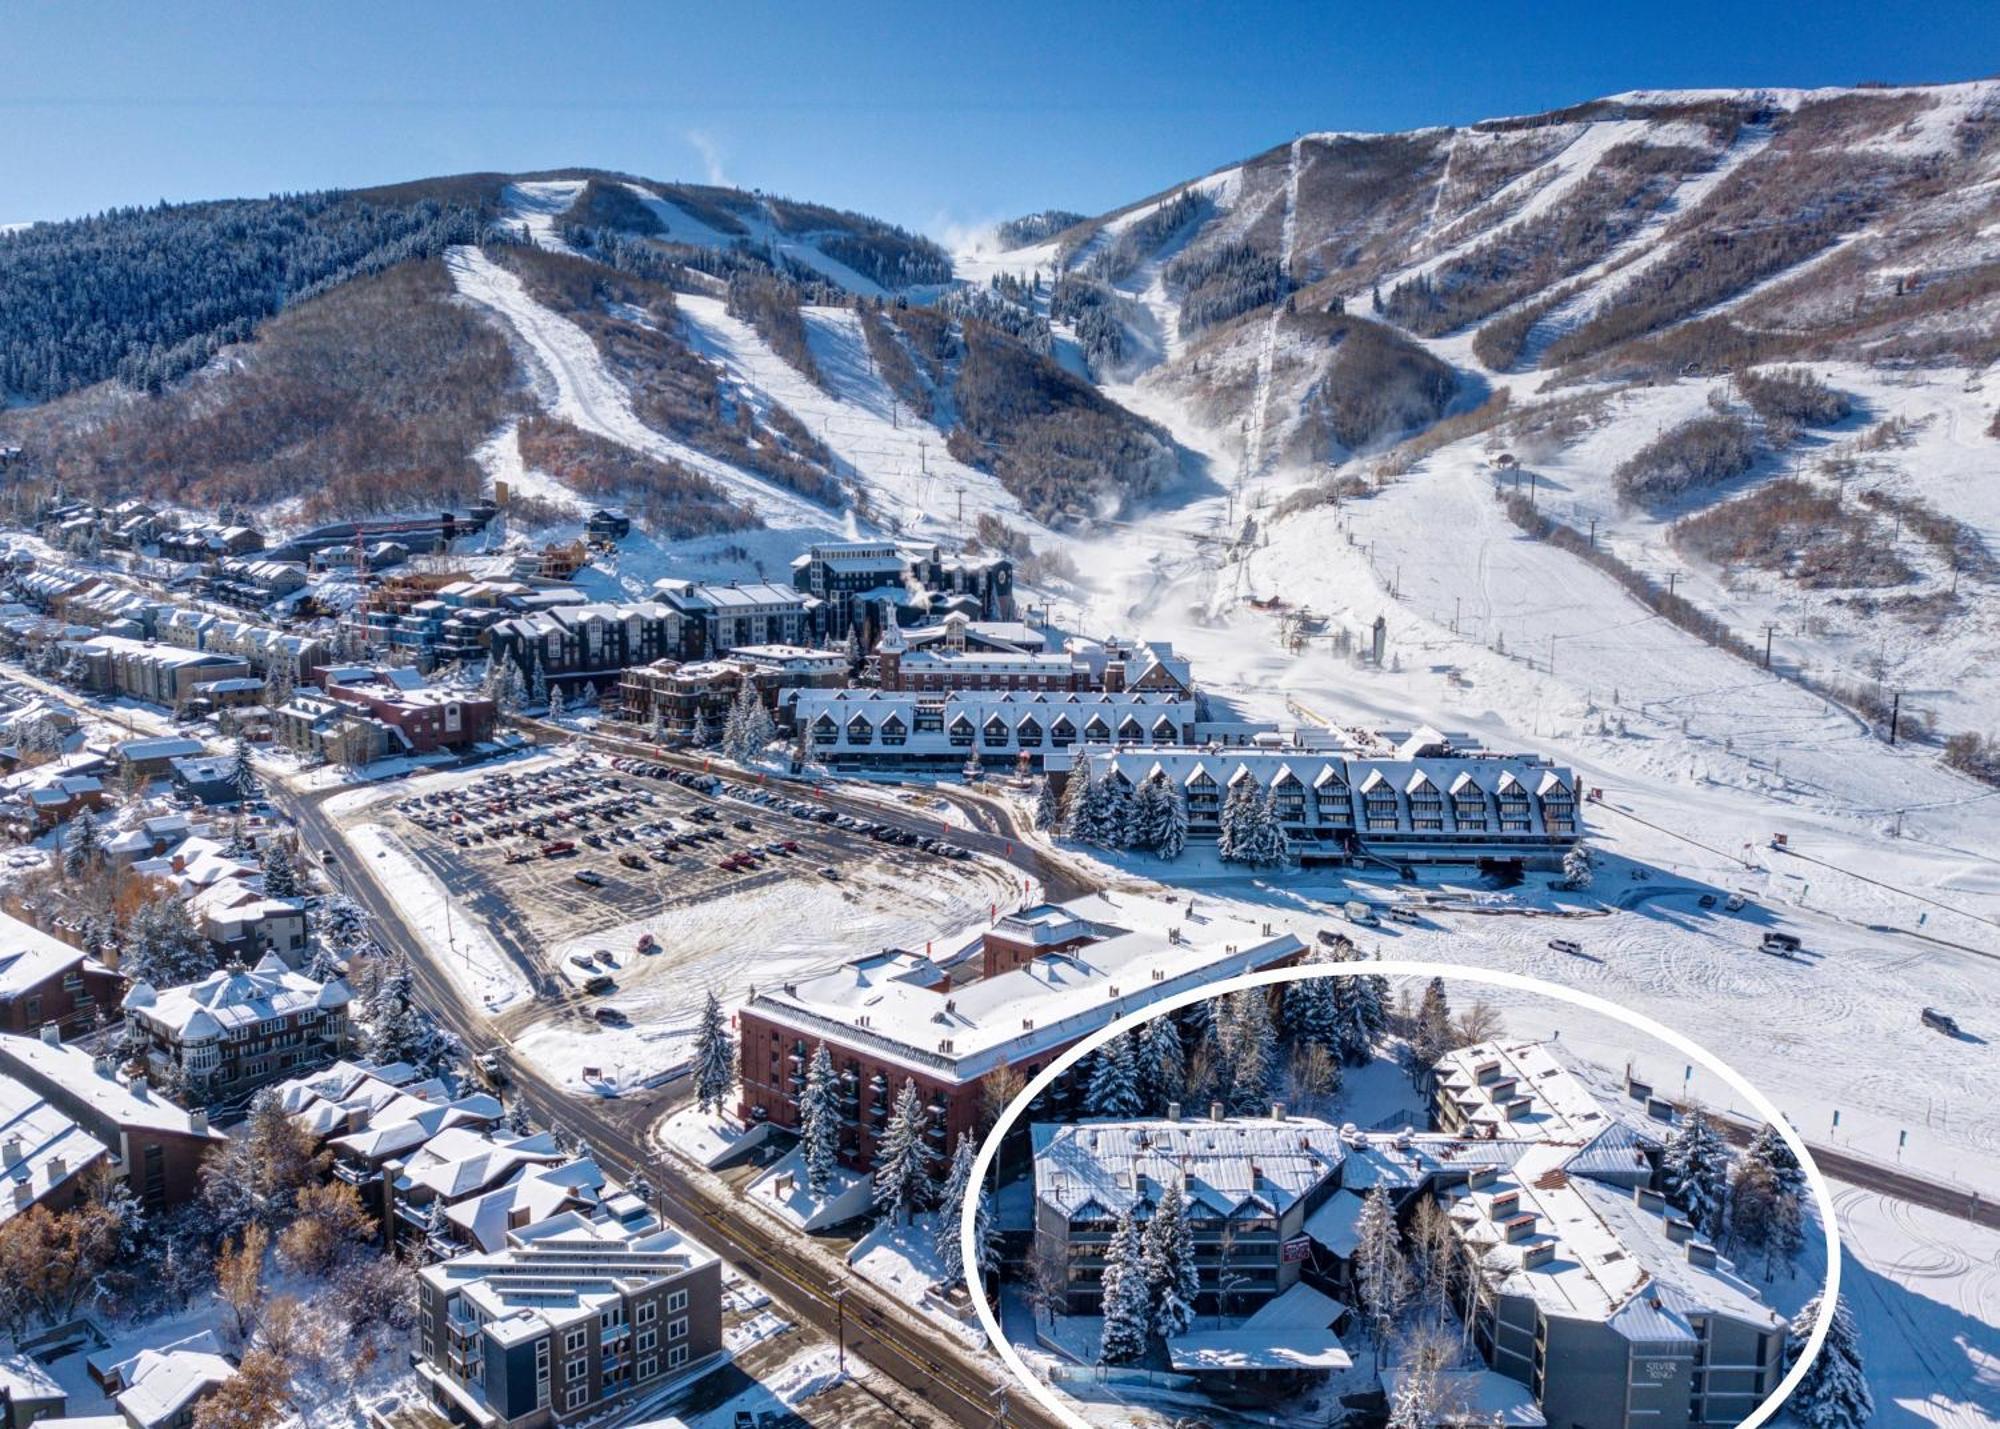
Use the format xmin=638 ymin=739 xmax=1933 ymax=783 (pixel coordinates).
xmin=415 ymin=1213 xmax=722 ymax=1429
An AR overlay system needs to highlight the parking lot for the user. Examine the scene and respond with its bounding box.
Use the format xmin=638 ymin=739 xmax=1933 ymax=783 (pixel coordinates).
xmin=365 ymin=751 xmax=1023 ymax=1089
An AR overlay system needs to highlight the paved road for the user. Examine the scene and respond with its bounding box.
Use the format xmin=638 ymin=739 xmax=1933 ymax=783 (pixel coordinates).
xmin=271 ymin=772 xmax=1061 ymax=1429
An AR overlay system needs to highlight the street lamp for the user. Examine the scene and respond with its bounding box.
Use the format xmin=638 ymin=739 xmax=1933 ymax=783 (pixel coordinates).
xmin=828 ymin=1282 xmax=849 ymax=1375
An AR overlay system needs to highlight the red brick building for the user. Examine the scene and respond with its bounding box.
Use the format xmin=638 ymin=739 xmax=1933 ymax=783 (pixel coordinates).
xmin=736 ymin=899 xmax=1303 ymax=1173
xmin=0 ymin=915 xmax=122 ymax=1041
xmin=322 ymin=667 xmax=497 ymax=753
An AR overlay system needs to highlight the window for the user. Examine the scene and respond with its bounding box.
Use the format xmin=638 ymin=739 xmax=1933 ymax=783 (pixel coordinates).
xmin=668 ymin=1344 xmax=689 ymax=1370
xmin=668 ymin=1317 xmax=688 ymax=1342
xmin=565 ymin=1359 xmax=587 ymax=1383
xmin=565 ymin=1385 xmax=588 ymax=1411
xmin=637 ymin=1356 xmax=658 ymax=1381
xmin=666 ymin=1289 xmax=688 ymax=1314
xmin=564 ymin=1328 xmax=587 ymax=1354
xmin=636 ymin=1330 xmax=656 ymax=1353
xmin=636 ymin=1300 xmax=658 ymax=1324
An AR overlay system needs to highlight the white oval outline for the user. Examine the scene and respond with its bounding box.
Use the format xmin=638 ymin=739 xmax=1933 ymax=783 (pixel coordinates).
xmin=960 ymin=961 xmax=1842 ymax=1429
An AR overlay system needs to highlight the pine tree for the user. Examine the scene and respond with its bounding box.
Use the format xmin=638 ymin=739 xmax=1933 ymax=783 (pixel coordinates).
xmin=125 ymin=896 xmax=213 ymax=988
xmin=1084 ymin=1031 xmax=1145 ymax=1118
xmin=1140 ymin=1178 xmax=1200 ymax=1339
xmin=1353 ymin=1187 xmax=1412 ymax=1370
xmin=1033 ymin=777 xmax=1061 ymax=832
xmin=691 ymin=991 xmax=735 ymax=1116
xmin=871 ymin=1078 xmax=935 ymax=1225
xmin=529 ymin=664 xmax=548 ymax=710
xmin=1562 ymin=841 xmax=1594 ymax=888
xmin=1282 ymin=973 xmax=1340 ymax=1057
xmin=935 ymin=1133 xmax=977 ymax=1287
xmin=1220 ymin=988 xmax=1277 ymax=1115
xmin=1128 ymin=774 xmax=1168 ymax=852
xmin=1661 ymin=1110 xmax=1732 ymax=1242
xmin=1097 ymin=1210 xmax=1150 ymax=1364
xmin=799 ymin=1043 xmax=840 ymax=1195
xmin=230 ymin=737 xmax=258 ymax=802
xmin=361 ymin=955 xmax=459 ymax=1076
xmin=1096 ymin=775 xmax=1135 ymax=849
xmin=547 ymin=684 xmax=566 ymax=721
xmin=1136 ymin=1018 xmax=1186 ymax=1112
xmin=1155 ymin=778 xmax=1188 ymax=861
xmin=1785 ymin=1292 xmax=1873 ymax=1429
xmin=1411 ymin=977 xmax=1454 ymax=1072
xmin=740 ymin=688 xmax=774 ymax=758
xmin=1216 ymin=780 xmax=1256 ymax=861
xmin=61 ymin=809 xmax=101 ymax=882
xmin=1058 ymin=761 xmax=1092 ymax=836
xmin=260 ymin=841 xmax=300 ymax=900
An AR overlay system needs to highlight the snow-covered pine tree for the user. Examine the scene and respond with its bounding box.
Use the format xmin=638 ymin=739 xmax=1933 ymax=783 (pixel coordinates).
xmin=1033 ymin=777 xmax=1061 ymax=832
xmin=230 ymin=737 xmax=258 ymax=802
xmin=1784 ymin=1292 xmax=1873 ymax=1429
xmin=1097 ymin=1210 xmax=1150 ymax=1364
xmin=1058 ymin=760 xmax=1093 ymax=837
xmin=1221 ymin=988 xmax=1277 ymax=1115
xmin=741 ymin=690 xmax=774 ymax=758
xmin=1353 ymin=1186 xmax=1412 ymax=1369
xmin=799 ymin=1042 xmax=840 ymax=1195
xmin=61 ymin=809 xmax=101 ymax=881
xmin=547 ymin=684 xmax=566 ymax=721
xmin=362 ymin=955 xmax=461 ymax=1076
xmin=1744 ymin=1122 xmax=1808 ymax=1198
xmin=125 ymin=896 xmax=214 ymax=988
xmin=1660 ymin=1109 xmax=1732 ymax=1241
xmin=1282 ymin=972 xmax=1340 ymax=1059
xmin=871 ymin=1078 xmax=935 ymax=1225
xmin=1246 ymin=788 xmax=1291 ymax=866
xmin=691 ymin=991 xmax=736 ymax=1116
xmin=529 ymin=664 xmax=548 ymax=710
xmin=260 ymin=841 xmax=300 ymax=900
xmin=935 ymin=1133 xmax=977 ymax=1286
xmin=1562 ymin=841 xmax=1594 ymax=888
xmin=1411 ymin=977 xmax=1454 ymax=1072
xmin=1096 ymin=774 xmax=1135 ymax=849
xmin=1140 ymin=1177 xmax=1200 ymax=1339
xmin=1084 ymin=1031 xmax=1145 ymax=1118
xmin=1137 ymin=1018 xmax=1186 ymax=1112
xmin=1216 ymin=780 xmax=1256 ymax=862
xmin=1128 ymin=773 xmax=1167 ymax=852
xmin=971 ymin=1180 xmax=998 ymax=1282
xmin=1155 ymin=777 xmax=1188 ymax=861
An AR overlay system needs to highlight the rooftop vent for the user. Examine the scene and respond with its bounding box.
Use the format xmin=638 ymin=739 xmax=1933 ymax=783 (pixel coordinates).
xmin=1665 ymin=1217 xmax=1694 ymax=1244
xmin=1522 ymin=1242 xmax=1557 ymax=1270
xmin=1634 ymin=1186 xmax=1666 ymax=1213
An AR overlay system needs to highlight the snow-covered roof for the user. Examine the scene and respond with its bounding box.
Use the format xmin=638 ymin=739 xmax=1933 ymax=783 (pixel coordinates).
xmin=0 ymin=1033 xmax=223 ymax=1139
xmin=1166 ymin=1282 xmax=1352 ymax=1373
xmin=113 ymin=1335 xmax=235 ymax=1429
xmin=747 ymin=896 xmax=1304 ymax=1084
xmin=1034 ymin=1116 xmax=1343 ymax=1222
xmin=1378 ymin=1368 xmax=1548 ymax=1426
xmin=399 ymin=1126 xmax=565 ymax=1201
xmin=0 ymin=1067 xmax=114 ymax=1222
xmin=447 ymin=1157 xmax=611 ymax=1251
xmin=0 ymin=913 xmax=91 ymax=995
xmin=125 ymin=955 xmax=347 ymax=1043
xmin=1433 ymin=1039 xmax=1633 ymax=1140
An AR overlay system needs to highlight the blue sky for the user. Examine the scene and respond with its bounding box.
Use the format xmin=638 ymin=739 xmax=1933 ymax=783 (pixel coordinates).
xmin=7 ymin=1 xmax=1995 ymax=234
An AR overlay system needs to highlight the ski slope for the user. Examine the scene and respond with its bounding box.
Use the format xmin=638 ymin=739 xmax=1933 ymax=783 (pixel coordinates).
xmin=499 ymin=180 xmax=586 ymax=255
xmin=445 ymin=245 xmax=846 ymax=534
xmin=674 ymin=293 xmax=1047 ymax=545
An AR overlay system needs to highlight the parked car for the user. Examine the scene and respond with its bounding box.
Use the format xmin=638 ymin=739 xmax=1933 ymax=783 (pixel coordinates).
xmin=1760 ymin=932 xmax=1802 ymax=954
xmin=1384 ymin=906 xmax=1420 ymax=925
xmin=1921 ymin=1007 xmax=1962 ymax=1036
xmin=1548 ymin=938 xmax=1584 ymax=957
xmin=574 ymin=869 xmax=605 ymax=888
xmin=1343 ymin=900 xmax=1378 ymax=926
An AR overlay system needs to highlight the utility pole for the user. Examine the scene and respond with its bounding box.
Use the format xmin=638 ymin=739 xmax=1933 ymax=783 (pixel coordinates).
xmin=1666 ymin=571 xmax=1679 ymax=600
xmin=1548 ymin=633 xmax=1557 ymax=674
xmin=828 ymin=1283 xmax=848 ymax=1374
xmin=1762 ymin=623 xmax=1778 ymax=671
xmin=955 ymin=485 xmax=967 ymax=527
xmin=1453 ymin=595 xmax=1461 ymax=634
xmin=1588 ymin=516 xmax=1598 ymax=550
xmin=919 ymin=439 xmax=927 ymax=475
xmin=1889 ymin=690 xmax=1901 ymax=745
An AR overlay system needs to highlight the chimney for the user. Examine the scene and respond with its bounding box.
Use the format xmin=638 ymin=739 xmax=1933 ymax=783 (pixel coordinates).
xmin=93 ymin=1055 xmax=112 ymax=1076
xmin=1687 ymin=1242 xmax=1718 ymax=1269
xmin=47 ymin=1155 xmax=65 ymax=1182
xmin=1166 ymin=1102 xmax=1182 ymax=1122
xmin=1522 ymin=1242 xmax=1556 ymax=1270
xmin=1633 ymin=1186 xmax=1666 ymax=1213
xmin=1665 ymin=1216 xmax=1694 ymax=1244
xmin=10 ymin=1183 xmax=29 ymax=1211
xmin=1209 ymin=1101 xmax=1225 ymax=1122
xmin=2 ymin=1136 xmax=20 ymax=1167
xmin=1503 ymin=1213 xmax=1538 ymax=1243
xmin=129 ymin=1075 xmax=147 ymax=1098
xmin=1271 ymin=1102 xmax=1287 ymax=1122
xmin=39 ymin=1024 xmax=59 ymax=1046
xmin=190 ymin=1109 xmax=208 ymax=1135
xmin=1467 ymin=1166 xmax=1499 ymax=1192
